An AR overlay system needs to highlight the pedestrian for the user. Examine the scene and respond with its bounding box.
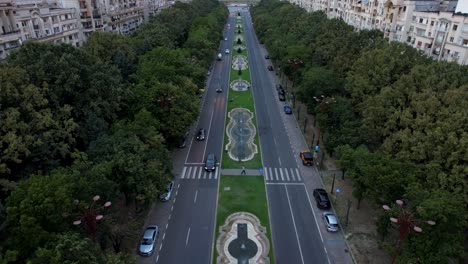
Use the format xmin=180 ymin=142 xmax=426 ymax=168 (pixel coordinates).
xmin=241 ymin=166 xmax=246 ymax=175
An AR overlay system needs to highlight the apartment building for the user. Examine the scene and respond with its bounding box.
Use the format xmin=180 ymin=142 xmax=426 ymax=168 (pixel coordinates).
xmin=0 ymin=0 xmax=169 ymax=60
xmin=302 ymin=0 xmax=468 ymax=65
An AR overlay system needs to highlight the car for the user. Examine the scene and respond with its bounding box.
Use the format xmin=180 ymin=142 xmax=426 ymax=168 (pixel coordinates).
xmin=313 ymin=189 xmax=331 ymax=209
xmin=275 ymin=84 xmax=283 ymax=91
xmin=323 ymin=212 xmax=339 ymax=232
xmin=267 ymin=65 xmax=273 ymax=71
xmin=159 ymin=181 xmax=174 ymax=202
xmin=216 ymin=87 xmax=223 ymax=93
xmin=225 ymin=49 xmax=230 ymax=54
xmin=265 ymin=54 xmax=269 ymax=59
xmin=224 ymin=37 xmax=228 ymax=41
xmin=196 ymin=128 xmax=206 ymax=141
xmin=138 ymin=225 xmax=159 ymax=256
xmin=278 ymin=89 xmax=285 ymax=96
xmin=284 ymin=105 xmax=292 ymax=115
xmin=217 ymin=53 xmax=223 ymax=60
xmin=206 ymin=70 xmax=211 ymax=76
xmin=278 ymin=93 xmax=286 ymax=101
xmin=300 ymin=150 xmax=314 ymax=166
xmin=204 ymin=153 xmax=217 ymax=171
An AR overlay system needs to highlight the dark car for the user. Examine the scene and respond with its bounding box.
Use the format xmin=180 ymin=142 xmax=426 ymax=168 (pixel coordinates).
xmin=278 ymin=93 xmax=286 ymax=101
xmin=267 ymin=65 xmax=273 ymax=71
xmin=284 ymin=105 xmax=292 ymax=115
xmin=300 ymin=150 xmax=314 ymax=166
xmin=278 ymin=89 xmax=285 ymax=96
xmin=138 ymin=225 xmax=159 ymax=256
xmin=196 ymin=129 xmax=206 ymax=141
xmin=276 ymin=84 xmax=283 ymax=91
xmin=204 ymin=153 xmax=217 ymax=172
xmin=216 ymin=87 xmax=223 ymax=93
xmin=313 ymin=189 xmax=331 ymax=209
xmin=265 ymin=54 xmax=269 ymax=59
xmin=159 ymin=181 xmax=174 ymax=202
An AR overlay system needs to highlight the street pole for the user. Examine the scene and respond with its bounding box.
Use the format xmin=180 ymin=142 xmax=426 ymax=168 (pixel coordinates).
xmin=303 ymin=117 xmax=307 ymax=133
xmin=345 ymin=199 xmax=352 ymax=227
xmin=330 ymin=173 xmax=336 ymax=194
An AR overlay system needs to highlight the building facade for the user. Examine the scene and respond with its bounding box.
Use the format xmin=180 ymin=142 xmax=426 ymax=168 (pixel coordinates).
xmin=299 ymin=0 xmax=468 ymax=65
xmin=0 ymin=0 xmax=172 ymax=60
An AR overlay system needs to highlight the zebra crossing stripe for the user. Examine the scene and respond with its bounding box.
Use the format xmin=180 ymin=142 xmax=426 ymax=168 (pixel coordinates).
xmin=198 ymin=167 xmax=202 ymax=179
xmin=215 ymin=167 xmax=218 ymax=179
xmin=279 ymin=169 xmax=284 ymax=181
xmin=274 ymin=168 xmax=279 ymax=181
xmin=181 ymin=167 xmax=187 ymax=179
xmin=264 ymin=167 xmax=269 ymax=180
xmin=290 ymin=168 xmax=296 ymax=181
xmin=295 ymin=168 xmax=301 ymax=181
xmin=208 ymin=170 xmax=212 ymax=179
xmin=268 ymin=167 xmax=272 ymax=181
xmin=203 ymin=168 xmax=207 ymax=179
xmin=192 ymin=167 xmax=198 ymax=180
xmin=285 ymin=169 xmax=290 ymax=181
xmin=187 ymin=167 xmax=193 ymax=179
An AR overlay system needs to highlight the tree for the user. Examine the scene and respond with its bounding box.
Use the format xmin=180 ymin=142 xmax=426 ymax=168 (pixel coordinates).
xmin=5 ymin=172 xmax=74 ymax=258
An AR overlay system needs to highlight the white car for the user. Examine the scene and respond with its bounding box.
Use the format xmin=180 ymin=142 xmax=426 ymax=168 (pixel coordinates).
xmin=225 ymin=49 xmax=230 ymax=54
xmin=224 ymin=37 xmax=228 ymax=41
xmin=323 ymin=212 xmax=339 ymax=232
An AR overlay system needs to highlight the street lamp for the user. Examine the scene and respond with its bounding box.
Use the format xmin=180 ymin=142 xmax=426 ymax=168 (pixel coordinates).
xmin=382 ymin=199 xmax=436 ymax=264
xmin=71 ymin=195 xmax=112 ymax=241
xmin=287 ymin=58 xmax=304 ymax=90
xmin=312 ymin=95 xmax=336 ymax=145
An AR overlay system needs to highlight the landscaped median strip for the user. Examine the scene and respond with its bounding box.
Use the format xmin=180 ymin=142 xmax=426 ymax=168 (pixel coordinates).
xmin=213 ymin=13 xmax=274 ymax=264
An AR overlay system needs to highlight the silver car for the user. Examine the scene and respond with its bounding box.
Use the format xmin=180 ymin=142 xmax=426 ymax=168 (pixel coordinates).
xmin=323 ymin=212 xmax=339 ymax=232
xmin=139 ymin=225 xmax=159 ymax=256
xmin=159 ymin=181 xmax=174 ymax=202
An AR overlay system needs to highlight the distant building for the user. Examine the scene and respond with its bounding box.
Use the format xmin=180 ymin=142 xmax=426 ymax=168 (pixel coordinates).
xmin=296 ymin=0 xmax=468 ymax=65
xmin=0 ymin=0 xmax=171 ymax=60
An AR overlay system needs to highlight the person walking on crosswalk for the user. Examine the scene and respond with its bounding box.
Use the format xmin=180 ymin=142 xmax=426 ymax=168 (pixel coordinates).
xmin=241 ymin=166 xmax=246 ymax=175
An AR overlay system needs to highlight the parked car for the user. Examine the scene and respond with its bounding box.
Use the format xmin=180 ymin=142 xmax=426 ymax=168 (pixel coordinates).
xmin=284 ymin=105 xmax=292 ymax=115
xmin=204 ymin=153 xmax=217 ymax=171
xmin=323 ymin=212 xmax=339 ymax=232
xmin=216 ymin=87 xmax=223 ymax=93
xmin=278 ymin=88 xmax=285 ymax=96
xmin=138 ymin=225 xmax=159 ymax=256
xmin=224 ymin=37 xmax=228 ymax=41
xmin=225 ymin=49 xmax=230 ymax=54
xmin=299 ymin=150 xmax=314 ymax=166
xmin=196 ymin=128 xmax=206 ymax=141
xmin=276 ymin=84 xmax=283 ymax=91
xmin=267 ymin=65 xmax=273 ymax=71
xmin=313 ymin=189 xmax=331 ymax=209
xmin=217 ymin=53 xmax=223 ymax=60
xmin=265 ymin=54 xmax=269 ymax=59
xmin=278 ymin=93 xmax=286 ymax=101
xmin=159 ymin=181 xmax=174 ymax=202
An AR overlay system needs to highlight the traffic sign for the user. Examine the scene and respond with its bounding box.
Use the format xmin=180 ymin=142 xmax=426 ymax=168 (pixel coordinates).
xmin=258 ymin=168 xmax=263 ymax=173
xmin=336 ymin=188 xmax=341 ymax=193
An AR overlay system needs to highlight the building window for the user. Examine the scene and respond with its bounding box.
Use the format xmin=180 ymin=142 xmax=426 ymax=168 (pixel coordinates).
xmin=430 ymin=21 xmax=434 ymax=26
xmin=412 ymin=16 xmax=417 ymax=22
xmin=453 ymin=24 xmax=458 ymax=30
xmin=419 ymin=18 xmax=424 ymax=23
xmin=449 ymin=37 xmax=454 ymax=42
xmin=403 ymin=6 xmax=406 ymax=12
xmin=417 ymin=41 xmax=422 ymax=47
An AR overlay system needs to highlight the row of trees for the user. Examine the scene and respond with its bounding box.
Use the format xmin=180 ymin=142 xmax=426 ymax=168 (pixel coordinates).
xmin=252 ymin=0 xmax=467 ymax=263
xmin=0 ymin=0 xmax=228 ymax=262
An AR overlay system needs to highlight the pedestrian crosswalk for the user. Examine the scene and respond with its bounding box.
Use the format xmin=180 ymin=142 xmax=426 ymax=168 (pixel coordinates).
xmin=180 ymin=165 xmax=219 ymax=180
xmin=264 ymin=167 xmax=302 ymax=183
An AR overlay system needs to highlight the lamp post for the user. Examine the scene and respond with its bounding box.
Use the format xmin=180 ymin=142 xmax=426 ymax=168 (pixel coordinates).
xmin=382 ymin=199 xmax=436 ymax=264
xmin=287 ymin=58 xmax=303 ymax=92
xmin=71 ymin=195 xmax=112 ymax=242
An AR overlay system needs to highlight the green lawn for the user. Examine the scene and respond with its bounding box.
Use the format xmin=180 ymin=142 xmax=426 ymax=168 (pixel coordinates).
xmin=214 ymin=176 xmax=274 ymax=263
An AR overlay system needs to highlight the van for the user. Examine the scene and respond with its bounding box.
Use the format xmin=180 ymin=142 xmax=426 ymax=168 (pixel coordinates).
xmin=217 ymin=53 xmax=222 ymax=60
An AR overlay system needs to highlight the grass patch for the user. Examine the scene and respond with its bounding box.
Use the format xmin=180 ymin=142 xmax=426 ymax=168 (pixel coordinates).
xmin=213 ymin=176 xmax=274 ymax=263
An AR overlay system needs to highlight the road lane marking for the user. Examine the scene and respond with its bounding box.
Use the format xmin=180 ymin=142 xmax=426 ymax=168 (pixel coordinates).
xmin=274 ymin=168 xmax=279 ymax=181
xmin=198 ymin=167 xmax=202 ymax=179
xmin=266 ymin=182 xmax=304 ymax=186
xmin=285 ymin=169 xmax=290 ymax=181
xmin=194 ymin=190 xmax=198 ymax=203
xmin=280 ymin=168 xmax=284 ymax=181
xmin=162 ymin=233 xmax=166 ymax=240
xmin=192 ymin=167 xmax=198 ymax=180
xmin=171 ymin=205 xmax=174 ymax=211
xmin=181 ymin=167 xmax=187 ymax=179
xmin=295 ymin=168 xmax=301 ymax=181
xmin=185 ymin=162 xmax=204 ymax=165
xmin=186 ymin=227 xmax=191 ymax=246
xmin=285 ymin=187 xmax=305 ymax=264
xmin=278 ymin=157 xmax=282 ymax=167
xmin=166 ymin=223 xmax=168 ymax=229
xmin=202 ymin=107 xmax=216 ymax=162
xmin=303 ymin=185 xmax=324 ymax=243
xmin=290 ymin=168 xmax=296 ymax=181
xmin=268 ymin=167 xmax=272 ymax=181
xmin=187 ymin=167 xmax=193 ymax=179
xmin=265 ymin=167 xmax=269 ymax=180
xmin=215 ymin=167 xmax=219 ymax=179
xmin=156 ymin=255 xmax=159 ymax=263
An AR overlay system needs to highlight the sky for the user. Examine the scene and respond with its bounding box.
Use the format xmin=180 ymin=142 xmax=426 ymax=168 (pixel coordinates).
xmin=456 ymin=0 xmax=468 ymax=14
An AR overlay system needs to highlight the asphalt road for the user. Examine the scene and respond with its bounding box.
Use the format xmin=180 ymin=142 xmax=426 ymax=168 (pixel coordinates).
xmin=242 ymin=10 xmax=329 ymax=264
xmin=138 ymin=15 xmax=235 ymax=264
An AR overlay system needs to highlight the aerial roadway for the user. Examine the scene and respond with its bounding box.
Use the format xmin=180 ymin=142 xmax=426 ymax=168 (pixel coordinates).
xmin=138 ymin=5 xmax=349 ymax=264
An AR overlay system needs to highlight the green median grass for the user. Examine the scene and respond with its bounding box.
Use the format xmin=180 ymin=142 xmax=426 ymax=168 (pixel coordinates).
xmin=213 ymin=176 xmax=274 ymax=264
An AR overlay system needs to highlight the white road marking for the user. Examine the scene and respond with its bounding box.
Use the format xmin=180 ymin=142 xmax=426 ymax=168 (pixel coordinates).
xmin=280 ymin=168 xmax=284 ymax=181
xmin=156 ymin=255 xmax=159 ymax=263
xmin=185 ymin=162 xmax=205 ymax=165
xmin=266 ymin=182 xmax=304 ymax=186
xmin=163 ymin=233 xmax=166 ymax=240
xmin=187 ymin=167 xmax=193 ymax=179
xmin=303 ymin=185 xmax=324 ymax=242
xmin=185 ymin=227 xmax=191 ymax=246
xmin=274 ymin=168 xmax=279 ymax=181
xmin=181 ymin=167 xmax=187 ymax=179
xmin=278 ymin=157 xmax=282 ymax=167
xmin=202 ymin=107 xmax=216 ymax=162
xmin=285 ymin=187 xmax=305 ymax=264
xmin=171 ymin=205 xmax=174 ymax=211
xmin=285 ymin=169 xmax=290 ymax=181
xmin=268 ymin=167 xmax=273 ymax=181
xmin=192 ymin=167 xmax=198 ymax=180
xmin=166 ymin=223 xmax=168 ymax=229
xmin=290 ymin=168 xmax=296 ymax=181
xmin=194 ymin=190 xmax=198 ymax=203
xmin=215 ymin=167 xmax=219 ymax=179
xmin=198 ymin=167 xmax=203 ymax=179
xmin=265 ymin=167 xmax=269 ymax=180
xmin=295 ymin=168 xmax=301 ymax=181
